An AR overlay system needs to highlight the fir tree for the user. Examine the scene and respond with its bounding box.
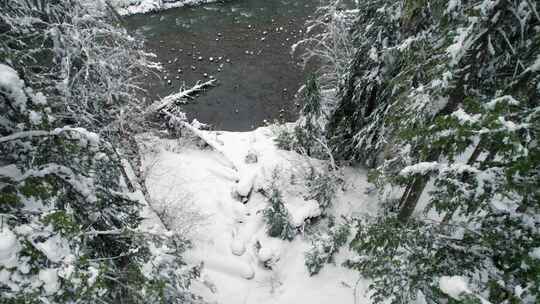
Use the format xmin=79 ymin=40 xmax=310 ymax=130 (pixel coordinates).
xmin=313 ymin=0 xmax=540 ymax=303
xmin=262 ymin=188 xmax=296 ymax=241
xmin=295 ymin=75 xmax=324 ymax=156
xmin=0 ymin=1 xmax=199 ymax=303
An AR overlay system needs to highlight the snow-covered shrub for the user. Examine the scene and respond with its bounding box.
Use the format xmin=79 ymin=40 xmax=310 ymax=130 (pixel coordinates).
xmin=152 ymin=195 xmax=208 ymax=238
xmin=305 ymin=223 xmax=349 ymax=275
xmin=294 ymin=0 xmax=356 ymax=92
xmin=273 ymin=126 xmax=297 ymax=151
xmin=274 ymin=76 xmax=327 ymax=158
xmin=0 ymin=0 xmax=155 ymax=138
xmin=304 ymin=165 xmax=338 ymax=212
xmin=293 ymin=75 xmax=326 ymax=157
xmin=262 ymin=188 xmax=296 ymax=241
xmin=0 ymin=1 xmax=199 ymax=302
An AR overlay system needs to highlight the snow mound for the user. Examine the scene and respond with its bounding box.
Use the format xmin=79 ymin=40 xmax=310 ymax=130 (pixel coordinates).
xmin=287 ymin=199 xmax=321 ymax=227
xmin=140 ymin=126 xmax=376 ymax=304
xmin=230 ymin=239 xmax=246 ymax=256
xmin=38 ymin=268 xmax=60 ymax=295
xmin=234 ymin=170 xmax=257 ymax=197
xmin=0 ymin=64 xmax=27 ymax=111
xmin=0 ymin=228 xmax=19 ymax=268
xmin=439 ymin=276 xmax=470 ymax=300
xmin=256 ymin=237 xmax=283 ymax=263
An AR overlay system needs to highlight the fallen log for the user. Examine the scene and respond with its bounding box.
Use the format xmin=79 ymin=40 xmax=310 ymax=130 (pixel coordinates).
xmin=147 ymin=79 xmax=217 ymax=114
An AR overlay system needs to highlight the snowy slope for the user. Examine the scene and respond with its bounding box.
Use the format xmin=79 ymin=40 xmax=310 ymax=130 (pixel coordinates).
xmin=139 ymin=126 xmax=378 ymax=304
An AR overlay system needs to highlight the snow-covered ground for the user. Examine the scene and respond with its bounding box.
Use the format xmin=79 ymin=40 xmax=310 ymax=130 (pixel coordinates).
xmin=110 ymin=0 xmax=218 ymax=15
xmin=138 ymin=126 xmax=379 ymax=304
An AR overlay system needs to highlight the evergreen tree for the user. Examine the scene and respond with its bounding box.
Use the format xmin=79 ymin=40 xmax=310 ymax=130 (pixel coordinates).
xmin=262 ymin=188 xmax=296 ymax=241
xmin=295 ymin=75 xmax=324 ymax=156
xmin=0 ymin=1 xmax=198 ymax=303
xmin=305 ymin=222 xmax=349 ymax=276
xmin=274 ymin=75 xmax=327 ymax=156
xmin=315 ymin=0 xmax=540 ymax=303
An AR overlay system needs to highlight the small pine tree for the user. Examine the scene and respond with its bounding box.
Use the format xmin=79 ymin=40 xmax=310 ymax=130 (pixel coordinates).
xmin=304 ymin=166 xmax=338 ymax=211
xmin=262 ymin=188 xmax=296 ymax=241
xmin=294 ymin=75 xmax=324 ymax=156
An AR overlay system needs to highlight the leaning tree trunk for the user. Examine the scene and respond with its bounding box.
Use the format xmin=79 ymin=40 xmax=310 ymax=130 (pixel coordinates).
xmin=397 ymin=174 xmax=429 ymax=222
xmin=397 ymin=84 xmax=464 ymax=222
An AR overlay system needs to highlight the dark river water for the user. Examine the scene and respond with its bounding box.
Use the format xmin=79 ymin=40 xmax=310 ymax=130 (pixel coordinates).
xmin=125 ymin=0 xmax=318 ymax=131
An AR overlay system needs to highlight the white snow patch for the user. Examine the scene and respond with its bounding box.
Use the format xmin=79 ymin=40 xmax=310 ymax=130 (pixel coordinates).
xmin=528 ymin=55 xmax=540 ymax=72
xmin=0 ymin=64 xmax=27 ymax=111
xmin=140 ymin=126 xmax=376 ymax=304
xmin=400 ymin=162 xmax=439 ymax=176
xmin=484 ymin=95 xmax=520 ymax=110
xmin=439 ymin=276 xmax=470 ymax=300
xmin=447 ymin=24 xmax=475 ymax=66
xmin=34 ymin=235 xmax=68 ymax=263
xmin=452 ymin=108 xmax=480 ymax=124
xmin=87 ymin=266 xmax=100 ymax=286
xmin=530 ymin=247 xmax=540 ymax=259
xmin=38 ymin=268 xmax=60 ymax=295
xmin=31 ymin=91 xmax=47 ymax=105
xmin=0 ymin=228 xmax=19 ymax=268
xmin=230 ymin=239 xmax=246 ymax=256
xmin=447 ymin=0 xmax=461 ymax=12
xmin=29 ymin=110 xmax=43 ymax=125
xmin=288 ymin=199 xmax=321 ymax=227
xmin=234 ymin=169 xmax=257 ymax=197
xmin=111 ymin=0 xmax=219 ymax=15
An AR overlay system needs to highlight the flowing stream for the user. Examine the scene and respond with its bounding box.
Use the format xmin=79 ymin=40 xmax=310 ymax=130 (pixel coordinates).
xmin=125 ymin=0 xmax=318 ymax=131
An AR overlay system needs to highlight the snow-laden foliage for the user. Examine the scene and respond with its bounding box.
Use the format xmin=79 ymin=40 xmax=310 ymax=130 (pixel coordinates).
xmin=294 ymin=0 xmax=357 ymax=92
xmin=262 ymin=187 xmax=296 ymax=241
xmin=0 ymin=1 xmax=199 ymax=303
xmin=294 ymin=76 xmax=326 ymax=157
xmin=305 ymin=221 xmax=349 ymax=276
xmin=309 ymin=0 xmax=540 ymax=303
xmin=303 ymin=165 xmax=338 ymax=212
xmin=274 ymin=76 xmax=333 ymax=161
xmin=0 ymin=64 xmax=198 ymax=303
xmin=0 ymin=0 xmax=156 ymax=138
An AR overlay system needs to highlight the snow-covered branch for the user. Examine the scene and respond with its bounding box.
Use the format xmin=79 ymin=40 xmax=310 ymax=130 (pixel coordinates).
xmin=3 ymin=163 xmax=98 ymax=203
xmin=0 ymin=127 xmax=99 ymax=144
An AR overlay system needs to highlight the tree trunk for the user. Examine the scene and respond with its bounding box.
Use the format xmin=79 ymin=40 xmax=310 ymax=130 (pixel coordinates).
xmin=397 ymin=174 xmax=429 ymax=221
xmin=397 ymin=84 xmax=464 ymax=222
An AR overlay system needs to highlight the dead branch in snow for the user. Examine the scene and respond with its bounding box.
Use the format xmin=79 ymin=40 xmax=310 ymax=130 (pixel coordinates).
xmin=139 ymin=79 xmax=238 ymax=171
xmin=160 ymin=110 xmax=237 ymax=171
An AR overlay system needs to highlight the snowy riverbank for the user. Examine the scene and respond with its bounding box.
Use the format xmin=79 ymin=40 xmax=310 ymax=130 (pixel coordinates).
xmin=110 ymin=0 xmax=219 ymax=15
xmin=137 ymin=126 xmax=379 ymax=303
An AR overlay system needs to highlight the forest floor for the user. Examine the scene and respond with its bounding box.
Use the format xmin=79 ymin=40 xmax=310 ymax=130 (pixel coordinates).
xmin=137 ymin=126 xmax=379 ymax=304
